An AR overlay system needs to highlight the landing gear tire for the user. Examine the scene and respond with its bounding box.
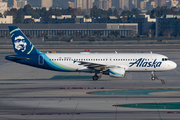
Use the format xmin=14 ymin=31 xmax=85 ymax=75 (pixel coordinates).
xmin=92 ymin=75 xmax=99 ymax=81
xmin=151 ymin=77 xmax=155 ymax=81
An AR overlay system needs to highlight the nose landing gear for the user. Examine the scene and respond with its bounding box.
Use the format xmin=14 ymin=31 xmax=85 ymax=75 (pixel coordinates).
xmin=151 ymin=71 xmax=165 ymax=84
xmin=151 ymin=71 xmax=157 ymax=81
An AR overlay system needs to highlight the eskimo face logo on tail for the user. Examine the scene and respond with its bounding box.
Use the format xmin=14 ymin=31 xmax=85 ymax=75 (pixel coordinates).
xmin=129 ymin=58 xmax=162 ymax=68
xmin=14 ymin=36 xmax=27 ymax=52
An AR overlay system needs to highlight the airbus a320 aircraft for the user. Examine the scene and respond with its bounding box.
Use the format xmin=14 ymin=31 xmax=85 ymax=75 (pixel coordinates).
xmin=5 ymin=26 xmax=177 ymax=81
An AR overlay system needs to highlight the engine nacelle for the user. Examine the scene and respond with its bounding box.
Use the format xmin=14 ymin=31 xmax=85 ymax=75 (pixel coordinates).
xmin=108 ymin=67 xmax=125 ymax=78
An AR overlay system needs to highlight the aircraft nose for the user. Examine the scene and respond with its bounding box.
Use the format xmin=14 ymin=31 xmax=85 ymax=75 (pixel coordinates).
xmin=170 ymin=61 xmax=177 ymax=69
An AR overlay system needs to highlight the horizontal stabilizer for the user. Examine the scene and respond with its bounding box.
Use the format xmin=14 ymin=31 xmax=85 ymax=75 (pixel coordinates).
xmin=6 ymin=56 xmax=30 ymax=60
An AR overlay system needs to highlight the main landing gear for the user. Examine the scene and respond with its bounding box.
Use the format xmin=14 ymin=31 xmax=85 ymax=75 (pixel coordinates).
xmin=151 ymin=71 xmax=165 ymax=84
xmin=92 ymin=74 xmax=102 ymax=81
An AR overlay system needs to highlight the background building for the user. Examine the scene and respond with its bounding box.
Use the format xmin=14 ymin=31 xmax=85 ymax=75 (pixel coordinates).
xmin=158 ymin=0 xmax=166 ymax=6
xmin=17 ymin=0 xmax=27 ymax=8
xmin=87 ymin=0 xmax=95 ymax=9
xmin=68 ymin=1 xmax=75 ymax=8
xmin=53 ymin=0 xmax=69 ymax=8
xmin=0 ymin=16 xmax=13 ymax=24
xmin=0 ymin=1 xmax=7 ymax=15
xmin=0 ymin=23 xmax=138 ymax=37
xmin=156 ymin=15 xmax=180 ymax=37
xmin=41 ymin=0 xmax=52 ymax=8
xmin=119 ymin=0 xmax=124 ymax=9
xmin=124 ymin=0 xmax=129 ymax=10
xmin=13 ymin=0 xmax=17 ymax=8
xmin=12 ymin=0 xmax=27 ymax=8
xmin=102 ymin=0 xmax=111 ymax=10
xmin=75 ymin=0 xmax=87 ymax=9
xmin=94 ymin=0 xmax=103 ymax=9
xmin=27 ymin=0 xmax=41 ymax=7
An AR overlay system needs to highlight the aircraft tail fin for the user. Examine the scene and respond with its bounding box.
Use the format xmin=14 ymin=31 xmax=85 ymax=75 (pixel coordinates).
xmin=9 ymin=26 xmax=40 ymax=55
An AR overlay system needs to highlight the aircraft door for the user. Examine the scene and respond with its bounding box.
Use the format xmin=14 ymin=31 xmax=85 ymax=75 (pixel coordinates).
xmin=38 ymin=55 xmax=44 ymax=65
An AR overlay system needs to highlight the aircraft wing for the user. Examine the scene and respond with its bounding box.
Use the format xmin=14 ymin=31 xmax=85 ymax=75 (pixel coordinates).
xmin=77 ymin=61 xmax=116 ymax=71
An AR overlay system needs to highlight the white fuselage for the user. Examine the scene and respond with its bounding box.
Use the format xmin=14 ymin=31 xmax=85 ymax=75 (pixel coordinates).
xmin=7 ymin=26 xmax=177 ymax=80
xmin=45 ymin=52 xmax=177 ymax=72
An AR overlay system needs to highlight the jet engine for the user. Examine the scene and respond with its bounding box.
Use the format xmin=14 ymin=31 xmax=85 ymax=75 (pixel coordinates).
xmin=105 ymin=67 xmax=125 ymax=78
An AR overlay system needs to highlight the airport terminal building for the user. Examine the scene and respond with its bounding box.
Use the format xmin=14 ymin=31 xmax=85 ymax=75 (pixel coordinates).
xmin=0 ymin=23 xmax=138 ymax=37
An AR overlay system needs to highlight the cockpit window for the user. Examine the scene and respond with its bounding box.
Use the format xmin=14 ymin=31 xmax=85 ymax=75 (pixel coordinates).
xmin=162 ymin=58 xmax=170 ymax=61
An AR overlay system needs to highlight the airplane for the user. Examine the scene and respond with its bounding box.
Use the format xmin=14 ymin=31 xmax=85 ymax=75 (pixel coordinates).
xmin=5 ymin=26 xmax=177 ymax=81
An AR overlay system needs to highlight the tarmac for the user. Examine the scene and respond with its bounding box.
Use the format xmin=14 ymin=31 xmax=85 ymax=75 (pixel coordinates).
xmin=0 ymin=48 xmax=180 ymax=120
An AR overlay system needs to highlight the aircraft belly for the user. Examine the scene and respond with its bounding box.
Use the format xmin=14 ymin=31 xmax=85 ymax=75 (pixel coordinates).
xmin=128 ymin=67 xmax=162 ymax=71
xmin=54 ymin=62 xmax=77 ymax=71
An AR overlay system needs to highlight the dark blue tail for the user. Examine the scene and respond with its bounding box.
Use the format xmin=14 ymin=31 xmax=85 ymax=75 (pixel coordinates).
xmin=9 ymin=26 xmax=40 ymax=55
